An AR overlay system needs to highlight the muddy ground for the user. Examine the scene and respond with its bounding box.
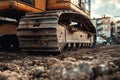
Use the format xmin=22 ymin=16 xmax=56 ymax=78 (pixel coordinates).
xmin=0 ymin=45 xmax=120 ymax=80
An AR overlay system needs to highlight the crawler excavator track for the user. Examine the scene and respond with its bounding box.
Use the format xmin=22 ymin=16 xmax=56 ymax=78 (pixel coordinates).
xmin=17 ymin=10 xmax=96 ymax=53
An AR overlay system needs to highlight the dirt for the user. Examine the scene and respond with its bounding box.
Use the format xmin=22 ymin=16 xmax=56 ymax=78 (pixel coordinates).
xmin=0 ymin=45 xmax=120 ymax=80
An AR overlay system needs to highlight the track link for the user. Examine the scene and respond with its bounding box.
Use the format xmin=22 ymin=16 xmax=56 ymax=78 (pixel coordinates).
xmin=17 ymin=10 xmax=96 ymax=53
xmin=18 ymin=11 xmax=60 ymax=53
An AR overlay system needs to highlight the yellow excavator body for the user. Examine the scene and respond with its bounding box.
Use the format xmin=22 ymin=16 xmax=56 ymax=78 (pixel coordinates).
xmin=0 ymin=0 xmax=96 ymax=52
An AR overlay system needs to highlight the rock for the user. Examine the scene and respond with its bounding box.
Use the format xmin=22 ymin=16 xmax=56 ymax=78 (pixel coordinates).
xmin=49 ymin=63 xmax=64 ymax=80
xmin=79 ymin=74 xmax=90 ymax=80
xmin=12 ymin=60 xmax=23 ymax=65
xmin=0 ymin=63 xmax=20 ymax=72
xmin=62 ymin=61 xmax=75 ymax=70
xmin=63 ymin=57 xmax=76 ymax=62
xmin=22 ymin=61 xmax=33 ymax=67
xmin=88 ymin=56 xmax=94 ymax=60
xmin=32 ymin=60 xmax=41 ymax=65
xmin=62 ymin=68 xmax=80 ymax=80
xmin=95 ymin=76 xmax=103 ymax=80
xmin=77 ymin=62 xmax=92 ymax=74
xmin=105 ymin=62 xmax=119 ymax=74
xmin=92 ymin=61 xmax=119 ymax=79
xmin=40 ymin=63 xmax=45 ymax=66
xmin=113 ymin=59 xmax=120 ymax=68
xmin=49 ymin=60 xmax=93 ymax=80
xmin=44 ymin=78 xmax=49 ymax=80
xmin=0 ymin=70 xmax=22 ymax=80
xmin=39 ymin=77 xmax=45 ymax=80
xmin=111 ymin=72 xmax=120 ymax=80
xmin=94 ymin=73 xmax=109 ymax=80
xmin=31 ymin=66 xmax=44 ymax=77
xmin=41 ymin=73 xmax=49 ymax=78
xmin=92 ymin=65 xmax=105 ymax=78
xmin=44 ymin=69 xmax=49 ymax=74
xmin=47 ymin=58 xmax=61 ymax=66
xmin=77 ymin=62 xmax=93 ymax=80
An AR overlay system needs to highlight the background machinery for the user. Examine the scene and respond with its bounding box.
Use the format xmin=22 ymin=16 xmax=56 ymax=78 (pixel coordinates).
xmin=17 ymin=0 xmax=96 ymax=53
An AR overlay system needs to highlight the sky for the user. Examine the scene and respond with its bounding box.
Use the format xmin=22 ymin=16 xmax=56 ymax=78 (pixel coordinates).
xmin=91 ymin=0 xmax=120 ymax=20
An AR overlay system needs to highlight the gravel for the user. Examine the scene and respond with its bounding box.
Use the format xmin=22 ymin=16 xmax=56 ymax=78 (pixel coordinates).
xmin=0 ymin=45 xmax=120 ymax=80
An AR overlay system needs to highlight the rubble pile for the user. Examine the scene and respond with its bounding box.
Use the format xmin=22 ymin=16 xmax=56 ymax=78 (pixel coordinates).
xmin=0 ymin=46 xmax=119 ymax=80
xmin=0 ymin=57 xmax=119 ymax=80
xmin=49 ymin=57 xmax=120 ymax=80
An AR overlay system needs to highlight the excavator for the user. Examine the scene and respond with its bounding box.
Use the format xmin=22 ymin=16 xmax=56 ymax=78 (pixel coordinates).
xmin=0 ymin=0 xmax=96 ymax=53
xmin=0 ymin=0 xmax=46 ymax=51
